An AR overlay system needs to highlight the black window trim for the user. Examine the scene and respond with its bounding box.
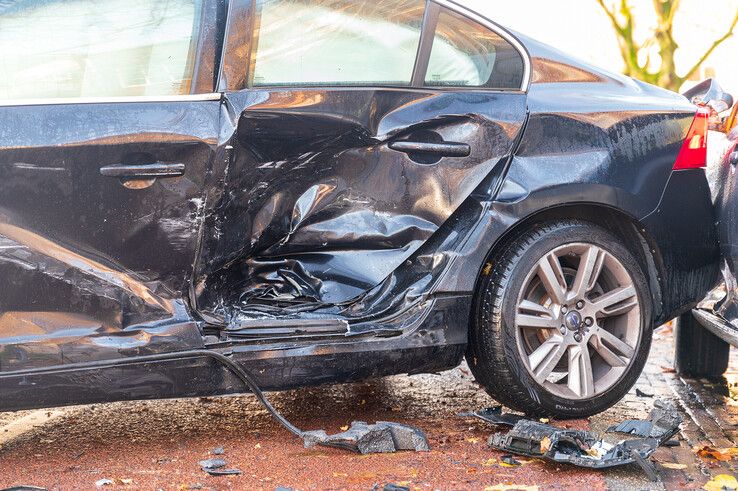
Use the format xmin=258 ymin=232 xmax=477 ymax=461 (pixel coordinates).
xmin=224 ymin=0 xmax=532 ymax=93
xmin=422 ymin=0 xmax=531 ymax=92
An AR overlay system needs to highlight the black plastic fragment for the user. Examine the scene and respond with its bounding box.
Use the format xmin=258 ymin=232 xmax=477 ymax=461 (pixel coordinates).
xmin=607 ymin=400 xmax=682 ymax=440
xmin=303 ymin=421 xmax=430 ymax=454
xmin=636 ymin=388 xmax=655 ymax=398
xmin=501 ymin=454 xmax=522 ymax=466
xmin=206 ymin=468 xmax=243 ymax=476
xmin=459 ymin=406 xmax=525 ymax=427
xmin=481 ymin=400 xmax=681 ymax=481
xmin=382 ymin=485 xmax=411 ymax=491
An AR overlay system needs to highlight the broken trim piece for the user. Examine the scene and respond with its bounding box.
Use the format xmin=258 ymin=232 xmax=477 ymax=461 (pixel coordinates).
xmin=468 ymin=401 xmax=681 ymax=481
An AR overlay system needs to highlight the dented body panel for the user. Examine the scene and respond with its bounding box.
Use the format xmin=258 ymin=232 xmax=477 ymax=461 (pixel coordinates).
xmin=0 ymin=0 xmax=719 ymax=411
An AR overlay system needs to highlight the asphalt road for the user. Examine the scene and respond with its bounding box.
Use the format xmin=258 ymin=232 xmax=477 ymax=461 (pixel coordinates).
xmin=0 ymin=324 xmax=737 ymax=490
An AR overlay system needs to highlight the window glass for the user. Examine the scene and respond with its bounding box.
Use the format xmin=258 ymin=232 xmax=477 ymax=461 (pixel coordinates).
xmin=425 ymin=8 xmax=524 ymax=89
xmin=0 ymin=0 xmax=201 ymax=100
xmin=251 ymin=0 xmax=425 ymax=87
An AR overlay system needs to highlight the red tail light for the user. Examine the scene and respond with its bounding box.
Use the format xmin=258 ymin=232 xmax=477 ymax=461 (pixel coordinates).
xmin=673 ymin=108 xmax=709 ymax=170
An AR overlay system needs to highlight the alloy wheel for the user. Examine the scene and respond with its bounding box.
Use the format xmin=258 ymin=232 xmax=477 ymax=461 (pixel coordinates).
xmin=514 ymin=243 xmax=641 ymax=400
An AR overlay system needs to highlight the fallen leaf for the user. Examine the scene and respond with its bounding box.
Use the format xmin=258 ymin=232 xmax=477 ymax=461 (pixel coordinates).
xmin=695 ymin=445 xmax=738 ymax=461
xmin=540 ymin=436 xmax=552 ymax=453
xmin=659 ymin=463 xmax=688 ymax=470
xmin=539 ymin=418 xmax=550 ymax=424
xmin=332 ymin=472 xmax=348 ymax=478
xmin=482 ymin=458 xmax=498 ymax=467
xmin=340 ymin=426 xmax=349 ymax=431
xmin=254 ymin=443 xmax=261 ymax=449
xmin=484 ymin=485 xmax=539 ymax=491
xmin=704 ymin=474 xmax=738 ymax=491
xmin=661 ymin=366 xmax=677 ymax=374
xmin=465 ymin=437 xmax=480 ymax=444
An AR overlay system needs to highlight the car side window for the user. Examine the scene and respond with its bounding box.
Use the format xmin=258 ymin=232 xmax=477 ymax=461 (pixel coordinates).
xmin=0 ymin=0 xmax=202 ymax=100
xmin=425 ymin=7 xmax=525 ymax=90
xmin=250 ymin=0 xmax=426 ymax=87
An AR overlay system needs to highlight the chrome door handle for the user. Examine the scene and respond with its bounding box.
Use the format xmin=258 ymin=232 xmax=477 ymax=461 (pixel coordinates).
xmin=388 ymin=141 xmax=471 ymax=157
xmin=99 ymin=162 xmax=185 ymax=178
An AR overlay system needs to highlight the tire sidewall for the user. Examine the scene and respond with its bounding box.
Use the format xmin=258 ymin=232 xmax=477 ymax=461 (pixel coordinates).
xmin=492 ymin=223 xmax=653 ymax=417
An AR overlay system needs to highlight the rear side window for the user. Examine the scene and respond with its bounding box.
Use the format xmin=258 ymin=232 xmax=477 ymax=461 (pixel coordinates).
xmin=0 ymin=0 xmax=201 ymax=100
xmin=250 ymin=0 xmax=425 ymax=87
xmin=424 ymin=7 xmax=525 ymax=89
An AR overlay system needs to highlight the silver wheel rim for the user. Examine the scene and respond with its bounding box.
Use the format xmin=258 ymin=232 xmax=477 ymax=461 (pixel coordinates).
xmin=515 ymin=243 xmax=641 ymax=400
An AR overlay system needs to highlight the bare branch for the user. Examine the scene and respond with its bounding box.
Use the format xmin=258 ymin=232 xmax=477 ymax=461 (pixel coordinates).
xmin=682 ymin=9 xmax=738 ymax=82
xmin=596 ymin=0 xmax=626 ymax=34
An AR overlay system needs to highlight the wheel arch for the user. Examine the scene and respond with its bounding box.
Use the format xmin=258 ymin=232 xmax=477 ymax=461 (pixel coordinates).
xmin=473 ymin=203 xmax=666 ymax=323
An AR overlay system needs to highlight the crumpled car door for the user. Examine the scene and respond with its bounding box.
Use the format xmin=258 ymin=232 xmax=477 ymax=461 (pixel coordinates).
xmin=195 ymin=0 xmax=529 ymax=321
xmin=0 ymin=0 xmax=222 ymax=371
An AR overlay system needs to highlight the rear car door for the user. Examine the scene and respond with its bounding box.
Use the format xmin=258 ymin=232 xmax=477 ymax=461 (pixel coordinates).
xmin=195 ymin=0 xmax=530 ymax=321
xmin=0 ymin=0 xmax=223 ymax=371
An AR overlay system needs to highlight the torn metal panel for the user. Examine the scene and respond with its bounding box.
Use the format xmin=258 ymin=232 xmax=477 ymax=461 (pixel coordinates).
xmin=195 ymin=88 xmax=528 ymax=323
xmin=303 ymin=421 xmax=430 ymax=454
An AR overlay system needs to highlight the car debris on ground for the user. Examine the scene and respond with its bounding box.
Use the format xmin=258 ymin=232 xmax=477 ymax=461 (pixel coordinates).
xmin=198 ymin=457 xmax=242 ymax=476
xmin=303 ymin=421 xmax=430 ymax=454
xmin=461 ymin=400 xmax=681 ymax=481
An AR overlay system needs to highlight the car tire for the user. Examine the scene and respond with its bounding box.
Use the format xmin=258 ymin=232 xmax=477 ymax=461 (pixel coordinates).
xmin=674 ymin=312 xmax=730 ymax=378
xmin=467 ymin=220 xmax=653 ymax=418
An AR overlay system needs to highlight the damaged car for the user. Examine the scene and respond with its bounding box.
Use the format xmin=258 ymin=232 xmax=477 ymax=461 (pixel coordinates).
xmin=681 ymin=81 xmax=738 ymax=378
xmin=0 ymin=0 xmax=719 ymax=418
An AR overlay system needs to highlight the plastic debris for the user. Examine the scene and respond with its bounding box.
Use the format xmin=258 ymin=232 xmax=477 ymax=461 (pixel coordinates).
xmin=94 ymin=480 xmax=114 ymax=488
xmin=500 ymin=454 xmax=522 ymax=467
xmin=459 ymin=406 xmax=525 ymax=427
xmin=303 ymin=421 xmax=430 ymax=454
xmin=206 ymin=468 xmax=242 ymax=476
xmin=607 ymin=400 xmax=681 ymax=439
xmin=380 ymin=485 xmax=410 ymax=491
xmin=198 ymin=458 xmax=226 ymax=471
xmin=471 ymin=400 xmax=681 ymax=481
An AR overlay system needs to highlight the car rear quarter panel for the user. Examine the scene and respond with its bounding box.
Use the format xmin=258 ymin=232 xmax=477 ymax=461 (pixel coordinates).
xmin=436 ymin=35 xmax=717 ymax=323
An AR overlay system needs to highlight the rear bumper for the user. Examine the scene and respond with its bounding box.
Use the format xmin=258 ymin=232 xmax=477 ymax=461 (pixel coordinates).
xmin=642 ymin=169 xmax=720 ymax=323
xmin=693 ymin=308 xmax=738 ymax=346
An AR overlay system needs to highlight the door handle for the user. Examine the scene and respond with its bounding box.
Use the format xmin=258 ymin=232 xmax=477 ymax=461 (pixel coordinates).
xmin=99 ymin=162 xmax=186 ymax=178
xmin=388 ymin=141 xmax=471 ymax=157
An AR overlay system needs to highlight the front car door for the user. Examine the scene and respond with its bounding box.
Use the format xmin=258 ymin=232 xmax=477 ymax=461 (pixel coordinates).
xmin=195 ymin=0 xmax=530 ymax=324
xmin=0 ymin=0 xmax=224 ymax=372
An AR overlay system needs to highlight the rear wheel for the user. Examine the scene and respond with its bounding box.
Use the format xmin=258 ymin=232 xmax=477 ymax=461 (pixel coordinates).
xmin=674 ymin=312 xmax=730 ymax=378
xmin=468 ymin=220 xmax=653 ymax=418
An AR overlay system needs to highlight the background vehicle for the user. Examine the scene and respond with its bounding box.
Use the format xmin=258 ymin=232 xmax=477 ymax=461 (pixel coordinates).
xmin=681 ymin=81 xmax=738 ymax=378
xmin=0 ymin=0 xmax=718 ymax=418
